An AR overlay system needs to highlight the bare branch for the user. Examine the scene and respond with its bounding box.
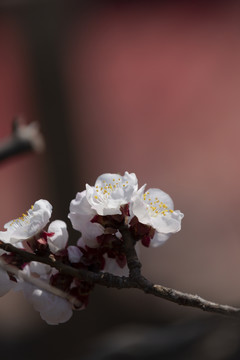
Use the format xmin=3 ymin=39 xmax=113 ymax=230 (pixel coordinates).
xmin=132 ymin=277 xmax=240 ymax=317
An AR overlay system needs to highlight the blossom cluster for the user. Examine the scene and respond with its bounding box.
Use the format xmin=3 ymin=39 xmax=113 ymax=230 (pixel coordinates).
xmin=0 ymin=172 xmax=183 ymax=324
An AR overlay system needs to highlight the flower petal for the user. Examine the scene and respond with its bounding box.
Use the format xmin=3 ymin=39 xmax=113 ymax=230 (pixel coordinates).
xmin=0 ymin=199 xmax=52 ymax=244
xmin=150 ymin=232 xmax=170 ymax=247
xmin=67 ymin=246 xmax=83 ymax=263
xmin=47 ymin=220 xmax=68 ymax=254
xmin=132 ymin=187 xmax=183 ymax=244
xmin=32 ymin=289 xmax=73 ymax=325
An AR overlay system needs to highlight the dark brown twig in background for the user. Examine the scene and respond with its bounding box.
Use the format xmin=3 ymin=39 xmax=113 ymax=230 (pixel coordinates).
xmin=0 ymin=119 xmax=44 ymax=163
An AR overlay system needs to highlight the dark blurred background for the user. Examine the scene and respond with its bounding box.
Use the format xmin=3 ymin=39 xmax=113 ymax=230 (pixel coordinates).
xmin=1 ymin=0 xmax=240 ymax=359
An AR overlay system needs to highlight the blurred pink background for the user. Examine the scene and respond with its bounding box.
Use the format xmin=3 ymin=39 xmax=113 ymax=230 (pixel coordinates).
xmin=1 ymin=1 xmax=240 ymax=358
xmin=66 ymin=2 xmax=240 ymax=301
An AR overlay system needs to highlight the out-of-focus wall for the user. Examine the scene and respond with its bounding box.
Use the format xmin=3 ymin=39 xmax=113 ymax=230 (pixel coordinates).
xmin=66 ymin=2 xmax=240 ymax=305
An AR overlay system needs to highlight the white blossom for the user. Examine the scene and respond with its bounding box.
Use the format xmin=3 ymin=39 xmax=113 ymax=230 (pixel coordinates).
xmin=86 ymin=172 xmax=138 ymax=216
xmin=0 ymin=200 xmax=52 ymax=244
xmin=31 ymin=289 xmax=73 ymax=325
xmin=69 ymin=190 xmax=104 ymax=246
xmin=47 ymin=220 xmax=68 ymax=254
xmin=19 ymin=263 xmax=72 ymax=325
xmin=28 ymin=261 xmax=52 ymax=277
xmin=132 ymin=187 xmax=184 ymax=247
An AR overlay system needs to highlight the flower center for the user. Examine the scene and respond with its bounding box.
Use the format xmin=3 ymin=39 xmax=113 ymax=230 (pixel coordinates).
xmin=94 ymin=178 xmax=129 ymax=200
xmin=9 ymin=205 xmax=34 ymax=229
xmin=143 ymin=192 xmax=173 ymax=217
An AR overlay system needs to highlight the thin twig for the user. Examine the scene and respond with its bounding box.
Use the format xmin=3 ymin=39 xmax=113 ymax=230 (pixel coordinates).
xmin=0 ymin=258 xmax=80 ymax=307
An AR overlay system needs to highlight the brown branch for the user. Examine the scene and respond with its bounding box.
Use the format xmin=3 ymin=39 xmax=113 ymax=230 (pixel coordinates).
xmin=0 ymin=241 xmax=130 ymax=287
xmin=0 ymin=240 xmax=240 ymax=317
xmin=119 ymin=224 xmax=142 ymax=278
xmin=131 ymin=277 xmax=240 ymax=317
xmin=0 ymin=119 xmax=45 ymax=163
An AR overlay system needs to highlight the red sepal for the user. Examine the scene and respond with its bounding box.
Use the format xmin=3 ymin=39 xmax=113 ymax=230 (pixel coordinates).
xmin=141 ymin=236 xmax=151 ymax=247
